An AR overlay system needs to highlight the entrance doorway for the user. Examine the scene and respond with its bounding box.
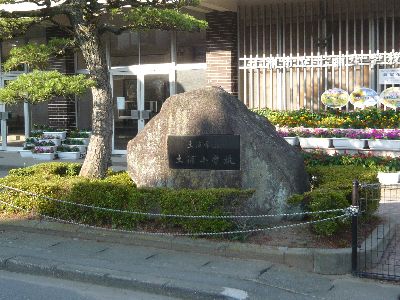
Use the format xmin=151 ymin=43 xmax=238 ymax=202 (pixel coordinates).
xmin=112 ymin=72 xmax=170 ymax=153
xmin=0 ymin=78 xmax=25 ymax=150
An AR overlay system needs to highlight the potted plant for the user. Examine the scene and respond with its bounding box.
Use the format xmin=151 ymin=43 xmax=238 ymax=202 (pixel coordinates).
xmin=368 ymin=129 xmax=400 ymax=150
xmin=67 ymin=131 xmax=90 ymax=145
xmin=25 ymin=137 xmax=38 ymax=146
xmin=276 ymin=127 xmax=299 ymax=146
xmin=42 ymin=130 xmax=67 ymax=140
xmin=39 ymin=134 xmax=62 ymax=146
xmin=34 ymin=140 xmax=56 ymax=151
xmin=32 ymin=146 xmax=55 ymax=160
xmin=19 ymin=145 xmax=34 ymax=158
xmin=297 ymin=128 xmax=332 ymax=149
xmin=29 ymin=130 xmax=43 ymax=138
xmin=62 ymin=139 xmax=87 ymax=154
xmin=57 ymin=145 xmax=81 ymax=160
xmin=332 ymin=129 xmax=367 ymax=149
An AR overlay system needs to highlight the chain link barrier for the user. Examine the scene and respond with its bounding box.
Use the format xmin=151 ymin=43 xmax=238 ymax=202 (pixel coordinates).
xmin=0 ymin=184 xmax=346 ymax=220
xmin=344 ymin=205 xmax=360 ymax=217
xmin=0 ymin=198 xmax=349 ymax=237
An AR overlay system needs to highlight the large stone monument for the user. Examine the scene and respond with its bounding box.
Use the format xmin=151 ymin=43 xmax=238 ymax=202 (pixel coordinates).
xmin=127 ymin=87 xmax=309 ymax=214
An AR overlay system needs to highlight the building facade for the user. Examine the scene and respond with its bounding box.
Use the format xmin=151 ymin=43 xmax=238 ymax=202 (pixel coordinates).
xmin=1 ymin=0 xmax=399 ymax=152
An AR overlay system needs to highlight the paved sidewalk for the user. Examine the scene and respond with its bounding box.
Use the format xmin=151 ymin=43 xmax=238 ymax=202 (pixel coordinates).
xmin=0 ymin=151 xmax=127 ymax=177
xmin=0 ymin=221 xmax=398 ymax=300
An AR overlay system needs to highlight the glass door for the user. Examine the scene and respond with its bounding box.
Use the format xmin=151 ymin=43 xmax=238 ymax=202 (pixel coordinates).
xmin=112 ymin=72 xmax=171 ymax=153
xmin=112 ymin=75 xmax=139 ymax=151
xmin=144 ymin=74 xmax=170 ymax=124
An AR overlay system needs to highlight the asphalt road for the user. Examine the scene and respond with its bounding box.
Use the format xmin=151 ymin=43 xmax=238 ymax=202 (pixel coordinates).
xmin=0 ymin=270 xmax=177 ymax=300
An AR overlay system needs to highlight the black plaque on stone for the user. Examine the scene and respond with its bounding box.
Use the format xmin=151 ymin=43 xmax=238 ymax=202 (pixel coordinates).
xmin=168 ymin=135 xmax=240 ymax=170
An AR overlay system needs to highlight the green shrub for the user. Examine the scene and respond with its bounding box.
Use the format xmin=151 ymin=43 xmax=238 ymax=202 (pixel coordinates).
xmin=288 ymin=165 xmax=379 ymax=236
xmin=0 ymin=164 xmax=253 ymax=235
xmin=254 ymin=107 xmax=400 ymax=129
xmin=9 ymin=162 xmax=82 ymax=177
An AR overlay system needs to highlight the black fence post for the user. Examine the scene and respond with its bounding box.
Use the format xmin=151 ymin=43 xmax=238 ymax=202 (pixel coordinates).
xmin=351 ymin=179 xmax=359 ymax=274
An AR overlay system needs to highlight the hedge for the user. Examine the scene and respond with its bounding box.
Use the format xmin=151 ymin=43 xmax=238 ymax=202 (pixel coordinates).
xmin=0 ymin=158 xmax=382 ymax=238
xmin=288 ymin=164 xmax=379 ymax=236
xmin=0 ymin=163 xmax=253 ymax=235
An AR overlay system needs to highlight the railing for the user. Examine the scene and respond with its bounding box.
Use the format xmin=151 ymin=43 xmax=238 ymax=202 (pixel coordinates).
xmin=352 ymin=181 xmax=400 ymax=281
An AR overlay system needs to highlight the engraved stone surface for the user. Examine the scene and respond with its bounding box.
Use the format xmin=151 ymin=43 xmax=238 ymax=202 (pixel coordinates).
xmin=127 ymin=87 xmax=309 ymax=215
xmin=168 ymin=135 xmax=240 ymax=170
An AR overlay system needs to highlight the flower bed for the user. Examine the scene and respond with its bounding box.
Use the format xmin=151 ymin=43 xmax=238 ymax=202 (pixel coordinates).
xmin=277 ymin=127 xmax=400 ymax=140
xmin=255 ymin=108 xmax=400 ymax=129
xmin=278 ymin=127 xmax=400 ymax=150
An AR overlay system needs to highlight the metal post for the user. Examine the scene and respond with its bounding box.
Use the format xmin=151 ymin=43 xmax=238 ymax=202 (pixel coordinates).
xmin=24 ymin=101 xmax=30 ymax=138
xmin=351 ymin=179 xmax=359 ymax=274
xmin=0 ymin=104 xmax=6 ymax=151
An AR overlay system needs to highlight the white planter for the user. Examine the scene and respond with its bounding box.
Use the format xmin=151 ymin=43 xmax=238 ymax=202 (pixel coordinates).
xmin=299 ymin=137 xmax=332 ymax=149
xmin=58 ymin=152 xmax=81 ymax=160
xmin=332 ymin=138 xmax=366 ymax=149
xmin=377 ymin=172 xmax=400 ymax=184
xmin=39 ymin=138 xmax=61 ymax=146
xmin=33 ymin=153 xmax=55 ymax=161
xmin=19 ymin=150 xmax=33 ymax=158
xmin=283 ymin=137 xmax=299 ymax=146
xmin=63 ymin=144 xmax=87 ymax=154
xmin=43 ymin=131 xmax=67 ymax=140
xmin=367 ymin=139 xmax=400 ymax=150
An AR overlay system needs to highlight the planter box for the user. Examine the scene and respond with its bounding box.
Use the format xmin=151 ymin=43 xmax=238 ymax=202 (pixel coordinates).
xmin=43 ymin=131 xmax=67 ymax=140
xmin=377 ymin=172 xmax=400 ymax=184
xmin=33 ymin=152 xmax=56 ymax=161
xmin=63 ymin=144 xmax=87 ymax=154
xmin=284 ymin=137 xmax=300 ymax=146
xmin=332 ymin=138 xmax=366 ymax=149
xmin=367 ymin=140 xmax=400 ymax=150
xmin=299 ymin=137 xmax=332 ymax=149
xmin=19 ymin=150 xmax=33 ymax=158
xmin=58 ymin=151 xmax=81 ymax=160
xmin=39 ymin=138 xmax=61 ymax=146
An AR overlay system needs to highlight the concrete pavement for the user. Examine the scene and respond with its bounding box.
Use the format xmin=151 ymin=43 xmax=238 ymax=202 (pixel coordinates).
xmin=0 ymin=270 xmax=176 ymax=300
xmin=0 ymin=221 xmax=398 ymax=299
xmin=1 ymin=151 xmax=400 ymax=298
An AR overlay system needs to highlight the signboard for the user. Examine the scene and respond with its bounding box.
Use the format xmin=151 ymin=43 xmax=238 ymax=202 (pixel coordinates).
xmin=116 ymin=97 xmax=126 ymax=110
xmin=379 ymin=68 xmax=400 ymax=85
xmin=321 ymin=88 xmax=349 ymax=109
xmin=168 ymin=135 xmax=240 ymax=170
xmin=349 ymin=88 xmax=379 ymax=108
xmin=380 ymin=87 xmax=400 ymax=109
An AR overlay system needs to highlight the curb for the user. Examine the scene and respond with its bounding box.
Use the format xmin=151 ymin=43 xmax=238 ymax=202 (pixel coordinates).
xmin=0 ymin=255 xmax=226 ymax=300
xmin=0 ymin=219 xmax=354 ymax=275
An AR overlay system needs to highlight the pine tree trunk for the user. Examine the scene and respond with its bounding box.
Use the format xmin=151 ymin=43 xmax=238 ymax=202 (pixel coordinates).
xmin=72 ymin=22 xmax=113 ymax=178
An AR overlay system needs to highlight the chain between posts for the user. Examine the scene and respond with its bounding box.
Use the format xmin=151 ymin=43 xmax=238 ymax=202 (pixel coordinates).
xmin=0 ymin=199 xmax=349 ymax=237
xmin=0 ymin=184 xmax=347 ymax=220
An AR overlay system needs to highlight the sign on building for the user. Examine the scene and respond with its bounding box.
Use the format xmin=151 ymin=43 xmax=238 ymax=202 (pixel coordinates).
xmin=379 ymin=69 xmax=400 ymax=85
